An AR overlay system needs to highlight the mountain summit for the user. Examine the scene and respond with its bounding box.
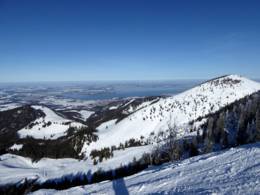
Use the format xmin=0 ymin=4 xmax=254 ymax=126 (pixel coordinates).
xmin=82 ymin=75 xmax=260 ymax=153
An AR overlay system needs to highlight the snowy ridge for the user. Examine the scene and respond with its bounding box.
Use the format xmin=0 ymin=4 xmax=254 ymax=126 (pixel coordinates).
xmin=18 ymin=105 xmax=85 ymax=140
xmin=82 ymin=75 xmax=260 ymax=154
xmin=33 ymin=142 xmax=260 ymax=194
xmin=126 ymin=98 xmax=160 ymax=113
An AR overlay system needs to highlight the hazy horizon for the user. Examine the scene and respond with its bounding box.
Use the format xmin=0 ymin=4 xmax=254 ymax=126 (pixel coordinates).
xmin=0 ymin=76 xmax=259 ymax=84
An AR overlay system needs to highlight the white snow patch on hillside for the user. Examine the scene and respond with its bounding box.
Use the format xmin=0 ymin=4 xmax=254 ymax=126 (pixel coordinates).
xmin=82 ymin=75 xmax=260 ymax=154
xmin=34 ymin=142 xmax=260 ymax=195
xmin=77 ymin=110 xmax=94 ymax=121
xmin=9 ymin=144 xmax=23 ymax=151
xmin=18 ymin=105 xmax=85 ymax=140
xmin=0 ymin=145 xmax=152 ymax=185
xmin=109 ymin=106 xmax=118 ymax=110
xmin=97 ymin=119 xmax=118 ymax=133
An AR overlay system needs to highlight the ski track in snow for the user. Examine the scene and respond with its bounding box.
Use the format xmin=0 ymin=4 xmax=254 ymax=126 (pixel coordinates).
xmin=33 ymin=142 xmax=260 ymax=195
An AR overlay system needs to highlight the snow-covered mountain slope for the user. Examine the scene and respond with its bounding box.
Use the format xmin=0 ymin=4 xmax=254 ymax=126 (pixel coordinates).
xmin=0 ymin=145 xmax=152 ymax=185
xmin=18 ymin=105 xmax=85 ymax=140
xmin=33 ymin=142 xmax=260 ymax=195
xmin=82 ymin=75 xmax=260 ymax=154
xmin=125 ymin=97 xmax=160 ymax=114
xmin=77 ymin=110 xmax=94 ymax=121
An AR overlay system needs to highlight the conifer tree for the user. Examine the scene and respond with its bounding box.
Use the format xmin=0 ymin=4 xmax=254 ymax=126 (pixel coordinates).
xmin=246 ymin=120 xmax=256 ymax=143
xmin=217 ymin=112 xmax=226 ymax=146
xmin=256 ymin=108 xmax=260 ymax=141
xmin=237 ymin=104 xmax=247 ymax=145
xmin=224 ymin=109 xmax=238 ymax=146
xmin=205 ymin=117 xmax=214 ymax=152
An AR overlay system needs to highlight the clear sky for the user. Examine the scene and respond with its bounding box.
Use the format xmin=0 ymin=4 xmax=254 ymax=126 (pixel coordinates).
xmin=0 ymin=0 xmax=260 ymax=82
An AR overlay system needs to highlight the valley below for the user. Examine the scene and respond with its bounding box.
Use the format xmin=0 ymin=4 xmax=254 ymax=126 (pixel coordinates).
xmin=0 ymin=75 xmax=260 ymax=194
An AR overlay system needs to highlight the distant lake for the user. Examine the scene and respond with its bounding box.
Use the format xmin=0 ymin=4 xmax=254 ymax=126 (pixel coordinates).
xmin=60 ymin=80 xmax=204 ymax=100
xmin=2 ymin=78 xmax=259 ymax=101
xmin=0 ymin=80 xmax=203 ymax=102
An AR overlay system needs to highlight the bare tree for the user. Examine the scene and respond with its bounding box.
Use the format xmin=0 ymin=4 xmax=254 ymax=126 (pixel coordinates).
xmin=152 ymin=115 xmax=180 ymax=163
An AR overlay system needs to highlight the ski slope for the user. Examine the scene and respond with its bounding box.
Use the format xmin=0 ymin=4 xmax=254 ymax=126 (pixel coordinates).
xmin=33 ymin=142 xmax=260 ymax=194
xmin=82 ymin=75 xmax=260 ymax=154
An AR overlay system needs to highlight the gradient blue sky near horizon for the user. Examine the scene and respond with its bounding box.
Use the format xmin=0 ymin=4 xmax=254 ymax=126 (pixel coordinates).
xmin=0 ymin=0 xmax=260 ymax=82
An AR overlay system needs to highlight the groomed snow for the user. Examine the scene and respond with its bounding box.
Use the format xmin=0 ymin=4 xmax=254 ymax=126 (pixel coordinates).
xmin=33 ymin=142 xmax=260 ymax=195
xmin=81 ymin=75 xmax=260 ymax=155
xmin=18 ymin=105 xmax=85 ymax=140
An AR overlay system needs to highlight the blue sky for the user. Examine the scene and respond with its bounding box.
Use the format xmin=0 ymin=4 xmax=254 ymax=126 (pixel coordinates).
xmin=0 ymin=0 xmax=260 ymax=82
